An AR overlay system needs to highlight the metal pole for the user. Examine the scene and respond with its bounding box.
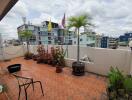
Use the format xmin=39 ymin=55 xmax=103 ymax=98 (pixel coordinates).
xmin=0 ymin=33 xmax=5 ymax=61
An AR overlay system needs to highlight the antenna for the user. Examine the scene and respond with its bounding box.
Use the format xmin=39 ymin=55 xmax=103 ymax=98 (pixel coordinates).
xmin=28 ymin=21 xmax=30 ymax=25
xmin=22 ymin=17 xmax=26 ymax=24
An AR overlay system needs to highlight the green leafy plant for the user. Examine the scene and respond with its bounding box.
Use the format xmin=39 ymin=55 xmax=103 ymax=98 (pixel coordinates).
xmin=108 ymin=67 xmax=132 ymax=99
xmin=24 ymin=52 xmax=33 ymax=59
xmin=124 ymin=77 xmax=132 ymax=92
xmin=19 ymin=30 xmax=33 ymax=59
xmin=54 ymin=47 xmax=65 ymax=66
xmin=19 ymin=30 xmax=32 ymax=52
xmin=108 ymin=67 xmax=124 ymax=91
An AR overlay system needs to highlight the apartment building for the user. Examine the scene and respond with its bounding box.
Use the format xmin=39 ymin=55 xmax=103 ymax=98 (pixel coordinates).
xmin=72 ymin=32 xmax=100 ymax=47
xmin=17 ymin=21 xmax=75 ymax=45
xmin=119 ymin=32 xmax=132 ymax=46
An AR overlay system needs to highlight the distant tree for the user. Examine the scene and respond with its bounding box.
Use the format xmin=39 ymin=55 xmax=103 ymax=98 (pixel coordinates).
xmin=19 ymin=30 xmax=32 ymax=53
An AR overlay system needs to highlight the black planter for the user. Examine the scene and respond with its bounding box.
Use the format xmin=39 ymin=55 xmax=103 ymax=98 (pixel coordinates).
xmin=72 ymin=61 xmax=85 ymax=76
xmin=7 ymin=64 xmax=21 ymax=73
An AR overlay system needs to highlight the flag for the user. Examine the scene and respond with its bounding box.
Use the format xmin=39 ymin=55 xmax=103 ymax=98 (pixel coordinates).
xmin=48 ymin=19 xmax=52 ymax=32
xmin=61 ymin=13 xmax=65 ymax=29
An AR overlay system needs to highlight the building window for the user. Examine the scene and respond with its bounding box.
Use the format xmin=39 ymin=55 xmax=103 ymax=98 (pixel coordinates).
xmin=80 ymin=39 xmax=83 ymax=41
xmin=87 ymin=38 xmax=89 ymax=41
xmin=74 ymin=41 xmax=76 ymax=44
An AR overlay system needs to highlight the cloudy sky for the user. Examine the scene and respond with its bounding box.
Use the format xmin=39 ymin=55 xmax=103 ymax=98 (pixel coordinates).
xmin=0 ymin=0 xmax=132 ymax=39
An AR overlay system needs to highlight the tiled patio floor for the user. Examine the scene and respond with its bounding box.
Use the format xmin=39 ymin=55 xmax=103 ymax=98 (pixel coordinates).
xmin=0 ymin=57 xmax=107 ymax=100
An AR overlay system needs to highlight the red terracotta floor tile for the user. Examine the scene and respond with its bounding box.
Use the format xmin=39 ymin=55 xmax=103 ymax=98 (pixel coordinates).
xmin=0 ymin=57 xmax=108 ymax=100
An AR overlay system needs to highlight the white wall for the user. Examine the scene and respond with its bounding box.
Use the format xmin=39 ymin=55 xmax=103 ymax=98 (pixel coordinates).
xmin=67 ymin=46 xmax=132 ymax=75
xmin=0 ymin=45 xmax=132 ymax=76
xmin=0 ymin=45 xmax=26 ymax=60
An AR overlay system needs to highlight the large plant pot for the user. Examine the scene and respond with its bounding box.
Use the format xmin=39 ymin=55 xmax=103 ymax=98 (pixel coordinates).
xmin=56 ymin=66 xmax=62 ymax=73
xmin=7 ymin=64 xmax=21 ymax=73
xmin=72 ymin=61 xmax=85 ymax=76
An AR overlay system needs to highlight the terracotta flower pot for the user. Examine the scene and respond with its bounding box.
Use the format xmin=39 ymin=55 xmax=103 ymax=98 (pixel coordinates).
xmin=56 ymin=66 xmax=62 ymax=73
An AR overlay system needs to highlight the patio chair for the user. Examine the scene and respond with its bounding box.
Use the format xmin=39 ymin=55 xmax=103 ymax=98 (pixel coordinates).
xmin=12 ymin=74 xmax=44 ymax=100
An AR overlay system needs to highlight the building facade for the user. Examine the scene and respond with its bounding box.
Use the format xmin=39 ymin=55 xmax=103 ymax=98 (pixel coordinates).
xmin=17 ymin=21 xmax=75 ymax=45
xmin=108 ymin=37 xmax=118 ymax=49
xmin=119 ymin=32 xmax=132 ymax=46
xmin=72 ymin=32 xmax=100 ymax=47
xmin=101 ymin=36 xmax=109 ymax=48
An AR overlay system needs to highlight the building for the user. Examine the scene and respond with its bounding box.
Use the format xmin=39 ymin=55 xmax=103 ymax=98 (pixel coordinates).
xmin=119 ymin=32 xmax=132 ymax=46
xmin=95 ymin=34 xmax=102 ymax=47
xmin=100 ymin=36 xmax=119 ymax=49
xmin=17 ymin=21 xmax=75 ymax=45
xmin=72 ymin=32 xmax=97 ymax=47
xmin=108 ymin=37 xmax=118 ymax=49
xmin=17 ymin=24 xmax=39 ymax=45
xmin=101 ymin=36 xmax=109 ymax=48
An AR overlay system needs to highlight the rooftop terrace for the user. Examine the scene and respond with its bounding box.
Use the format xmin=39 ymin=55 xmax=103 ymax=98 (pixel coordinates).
xmin=0 ymin=57 xmax=107 ymax=100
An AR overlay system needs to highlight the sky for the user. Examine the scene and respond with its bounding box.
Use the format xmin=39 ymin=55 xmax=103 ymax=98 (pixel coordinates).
xmin=1 ymin=0 xmax=132 ymax=40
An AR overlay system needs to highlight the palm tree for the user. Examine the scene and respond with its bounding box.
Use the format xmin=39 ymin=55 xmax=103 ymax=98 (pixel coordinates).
xmin=19 ymin=30 xmax=32 ymax=53
xmin=68 ymin=14 xmax=92 ymax=63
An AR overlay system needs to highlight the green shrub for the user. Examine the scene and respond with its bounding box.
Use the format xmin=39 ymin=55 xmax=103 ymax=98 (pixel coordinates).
xmin=124 ymin=77 xmax=132 ymax=92
xmin=108 ymin=67 xmax=124 ymax=91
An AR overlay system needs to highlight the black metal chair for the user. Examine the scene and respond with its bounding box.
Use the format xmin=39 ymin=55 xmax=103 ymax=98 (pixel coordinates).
xmin=12 ymin=74 xmax=44 ymax=100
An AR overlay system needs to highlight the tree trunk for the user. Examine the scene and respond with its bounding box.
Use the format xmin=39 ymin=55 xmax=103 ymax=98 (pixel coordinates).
xmin=26 ymin=39 xmax=29 ymax=53
xmin=77 ymin=28 xmax=80 ymax=63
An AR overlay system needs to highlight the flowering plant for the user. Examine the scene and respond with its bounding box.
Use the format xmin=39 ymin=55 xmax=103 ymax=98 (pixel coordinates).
xmin=55 ymin=46 xmax=65 ymax=66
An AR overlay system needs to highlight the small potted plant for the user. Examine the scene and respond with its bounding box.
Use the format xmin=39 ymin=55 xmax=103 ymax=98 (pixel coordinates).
xmin=37 ymin=45 xmax=45 ymax=63
xmin=55 ymin=47 xmax=65 ymax=73
xmin=32 ymin=54 xmax=38 ymax=61
xmin=50 ymin=47 xmax=57 ymax=66
xmin=24 ymin=52 xmax=33 ymax=60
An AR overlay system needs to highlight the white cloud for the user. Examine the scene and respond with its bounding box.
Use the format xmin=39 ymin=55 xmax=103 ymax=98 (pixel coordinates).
xmin=0 ymin=0 xmax=28 ymax=40
xmin=1 ymin=0 xmax=132 ymax=39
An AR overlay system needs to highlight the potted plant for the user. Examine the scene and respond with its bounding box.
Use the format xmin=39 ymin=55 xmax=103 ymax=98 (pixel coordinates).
xmin=123 ymin=77 xmax=132 ymax=99
xmin=68 ymin=13 xmax=93 ymax=76
xmin=32 ymin=54 xmax=38 ymax=61
xmin=55 ymin=47 xmax=65 ymax=73
xmin=24 ymin=52 xmax=33 ymax=60
xmin=37 ymin=45 xmax=45 ymax=63
xmin=19 ymin=30 xmax=33 ymax=60
xmin=51 ymin=47 xmax=58 ymax=66
xmin=107 ymin=67 xmax=132 ymax=99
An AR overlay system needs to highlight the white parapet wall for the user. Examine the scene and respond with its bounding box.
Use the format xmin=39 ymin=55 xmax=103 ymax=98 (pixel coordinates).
xmin=0 ymin=45 xmax=132 ymax=76
xmin=66 ymin=45 xmax=132 ymax=76
xmin=0 ymin=45 xmax=26 ymax=60
xmin=29 ymin=45 xmax=132 ymax=76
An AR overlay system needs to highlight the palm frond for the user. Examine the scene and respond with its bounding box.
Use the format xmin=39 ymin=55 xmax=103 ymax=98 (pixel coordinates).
xmin=68 ymin=13 xmax=92 ymax=29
